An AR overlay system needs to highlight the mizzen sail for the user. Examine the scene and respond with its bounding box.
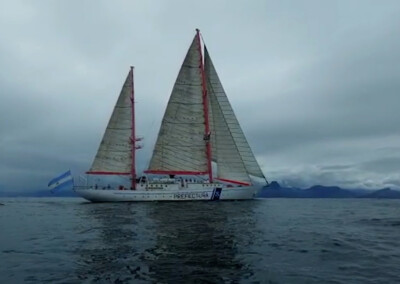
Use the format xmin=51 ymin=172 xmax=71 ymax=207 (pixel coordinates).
xmin=87 ymin=69 xmax=133 ymax=175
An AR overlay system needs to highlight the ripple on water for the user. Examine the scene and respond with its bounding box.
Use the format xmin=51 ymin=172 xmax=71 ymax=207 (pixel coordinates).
xmin=0 ymin=198 xmax=400 ymax=283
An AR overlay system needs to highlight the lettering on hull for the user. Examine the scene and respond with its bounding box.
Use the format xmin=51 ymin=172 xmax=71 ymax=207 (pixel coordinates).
xmin=173 ymin=191 xmax=210 ymax=199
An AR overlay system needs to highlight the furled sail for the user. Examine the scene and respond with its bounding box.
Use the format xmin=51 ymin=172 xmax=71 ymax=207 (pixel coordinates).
xmin=205 ymin=47 xmax=266 ymax=182
xmin=88 ymin=69 xmax=133 ymax=174
xmin=146 ymin=36 xmax=208 ymax=174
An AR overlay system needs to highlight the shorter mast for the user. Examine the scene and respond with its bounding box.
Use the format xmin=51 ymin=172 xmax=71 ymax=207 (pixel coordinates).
xmin=131 ymin=66 xmax=136 ymax=190
xmin=196 ymin=29 xmax=213 ymax=182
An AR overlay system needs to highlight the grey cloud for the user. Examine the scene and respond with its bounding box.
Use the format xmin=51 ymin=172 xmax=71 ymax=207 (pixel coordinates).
xmin=359 ymin=157 xmax=400 ymax=174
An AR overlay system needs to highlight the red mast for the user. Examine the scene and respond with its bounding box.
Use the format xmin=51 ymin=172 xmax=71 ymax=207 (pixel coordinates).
xmin=130 ymin=66 xmax=136 ymax=190
xmin=196 ymin=29 xmax=213 ymax=183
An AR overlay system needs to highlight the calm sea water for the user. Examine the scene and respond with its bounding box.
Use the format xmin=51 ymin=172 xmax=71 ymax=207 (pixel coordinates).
xmin=0 ymin=198 xmax=399 ymax=283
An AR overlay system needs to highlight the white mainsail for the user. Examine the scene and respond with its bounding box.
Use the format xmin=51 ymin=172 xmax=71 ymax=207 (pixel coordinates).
xmin=205 ymin=47 xmax=266 ymax=182
xmin=88 ymin=69 xmax=133 ymax=174
xmin=146 ymin=36 xmax=208 ymax=174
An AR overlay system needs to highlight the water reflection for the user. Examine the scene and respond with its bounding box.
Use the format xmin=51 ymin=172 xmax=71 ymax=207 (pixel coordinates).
xmin=144 ymin=201 xmax=259 ymax=283
xmin=74 ymin=203 xmax=154 ymax=282
xmin=75 ymin=201 xmax=260 ymax=283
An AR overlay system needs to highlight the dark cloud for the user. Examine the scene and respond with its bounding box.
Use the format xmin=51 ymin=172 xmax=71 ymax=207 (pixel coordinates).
xmin=1 ymin=0 xmax=399 ymax=191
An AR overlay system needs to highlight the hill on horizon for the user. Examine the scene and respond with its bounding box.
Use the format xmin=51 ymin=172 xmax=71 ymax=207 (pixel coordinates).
xmin=258 ymin=181 xmax=400 ymax=199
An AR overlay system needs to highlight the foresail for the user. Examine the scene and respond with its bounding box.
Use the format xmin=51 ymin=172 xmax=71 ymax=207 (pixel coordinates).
xmin=205 ymin=47 xmax=265 ymax=182
xmin=146 ymin=36 xmax=208 ymax=174
xmin=88 ymin=70 xmax=133 ymax=174
xmin=208 ymin=82 xmax=250 ymax=183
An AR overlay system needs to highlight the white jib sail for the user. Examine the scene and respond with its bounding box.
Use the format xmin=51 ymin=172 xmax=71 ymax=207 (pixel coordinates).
xmin=147 ymin=36 xmax=208 ymax=173
xmin=88 ymin=69 xmax=133 ymax=174
xmin=205 ymin=47 xmax=266 ymax=182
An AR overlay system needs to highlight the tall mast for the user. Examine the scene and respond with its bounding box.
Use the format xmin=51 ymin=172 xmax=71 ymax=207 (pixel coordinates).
xmin=130 ymin=66 xmax=136 ymax=190
xmin=196 ymin=29 xmax=213 ymax=182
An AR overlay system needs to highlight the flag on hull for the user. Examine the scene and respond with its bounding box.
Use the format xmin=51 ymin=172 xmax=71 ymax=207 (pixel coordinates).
xmin=48 ymin=170 xmax=74 ymax=193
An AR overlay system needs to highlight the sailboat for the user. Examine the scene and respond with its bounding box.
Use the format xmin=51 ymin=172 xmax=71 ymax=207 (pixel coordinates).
xmin=74 ymin=29 xmax=268 ymax=202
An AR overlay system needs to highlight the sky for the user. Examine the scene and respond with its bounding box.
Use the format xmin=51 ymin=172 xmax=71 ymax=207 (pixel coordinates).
xmin=0 ymin=0 xmax=399 ymax=192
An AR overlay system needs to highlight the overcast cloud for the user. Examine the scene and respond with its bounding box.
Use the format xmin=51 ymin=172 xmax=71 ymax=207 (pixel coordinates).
xmin=1 ymin=0 xmax=399 ymax=192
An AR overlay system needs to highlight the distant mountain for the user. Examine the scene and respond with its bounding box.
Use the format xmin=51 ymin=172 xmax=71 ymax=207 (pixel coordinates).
xmin=258 ymin=181 xmax=400 ymax=199
xmin=346 ymin=188 xmax=372 ymax=197
xmin=258 ymin=181 xmax=304 ymax=198
xmin=360 ymin=188 xmax=400 ymax=199
xmin=303 ymin=185 xmax=356 ymax=198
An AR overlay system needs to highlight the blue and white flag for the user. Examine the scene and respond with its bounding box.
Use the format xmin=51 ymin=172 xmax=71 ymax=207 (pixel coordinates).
xmin=48 ymin=170 xmax=74 ymax=193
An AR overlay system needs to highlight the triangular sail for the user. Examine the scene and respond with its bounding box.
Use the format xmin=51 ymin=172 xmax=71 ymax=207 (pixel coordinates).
xmin=146 ymin=36 xmax=208 ymax=174
xmin=205 ymin=47 xmax=266 ymax=182
xmin=88 ymin=69 xmax=133 ymax=174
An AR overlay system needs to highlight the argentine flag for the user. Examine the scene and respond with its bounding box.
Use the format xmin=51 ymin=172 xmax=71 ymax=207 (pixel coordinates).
xmin=48 ymin=170 xmax=74 ymax=193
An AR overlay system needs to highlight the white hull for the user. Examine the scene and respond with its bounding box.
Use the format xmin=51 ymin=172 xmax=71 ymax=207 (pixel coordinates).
xmin=74 ymin=184 xmax=259 ymax=202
